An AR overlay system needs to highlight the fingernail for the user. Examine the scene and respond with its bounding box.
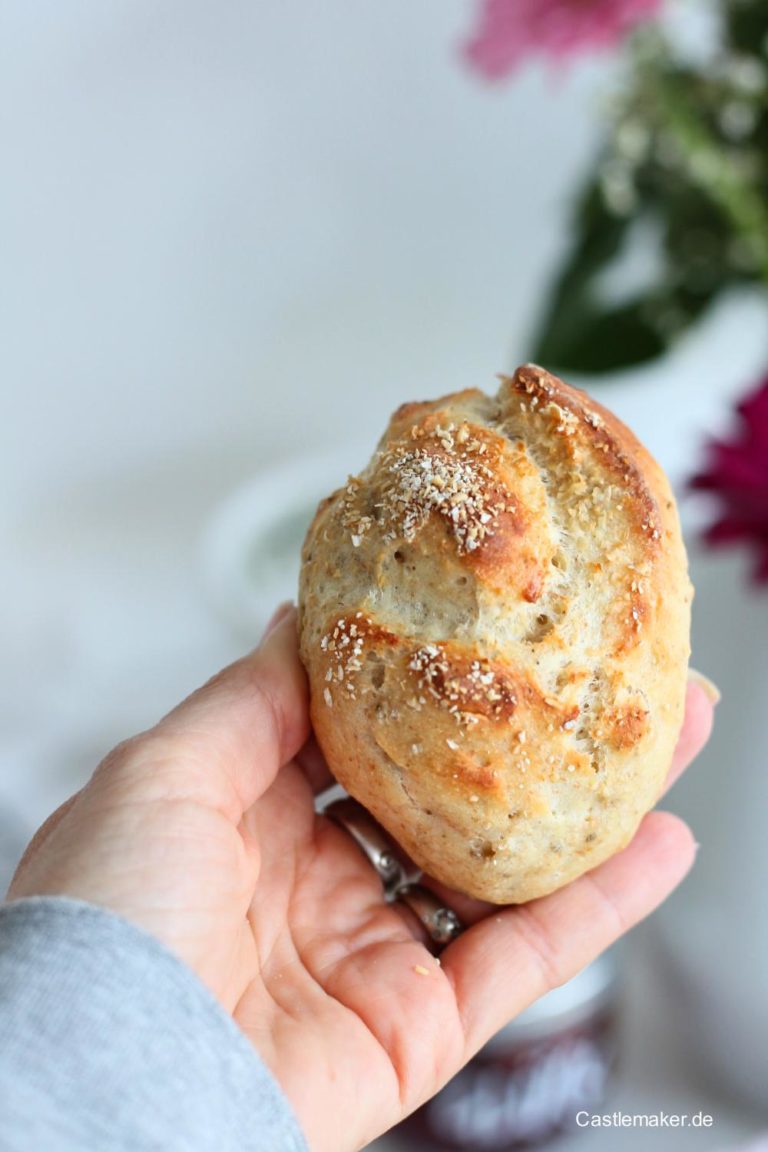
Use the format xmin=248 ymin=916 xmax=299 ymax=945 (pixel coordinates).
xmin=688 ymin=668 xmax=722 ymax=706
xmin=261 ymin=601 xmax=294 ymax=643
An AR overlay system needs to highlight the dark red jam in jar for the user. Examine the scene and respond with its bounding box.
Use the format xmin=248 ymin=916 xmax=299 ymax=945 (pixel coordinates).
xmin=394 ymin=950 xmax=620 ymax=1150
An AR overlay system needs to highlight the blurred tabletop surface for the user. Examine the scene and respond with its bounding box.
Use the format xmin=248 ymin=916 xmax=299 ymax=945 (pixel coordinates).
xmin=1 ymin=3 xmax=766 ymax=1150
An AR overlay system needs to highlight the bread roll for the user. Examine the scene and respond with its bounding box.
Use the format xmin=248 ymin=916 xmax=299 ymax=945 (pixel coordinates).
xmin=298 ymin=364 xmax=692 ymax=903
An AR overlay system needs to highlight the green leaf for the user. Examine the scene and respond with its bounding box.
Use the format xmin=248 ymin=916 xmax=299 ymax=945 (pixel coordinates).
xmin=527 ymin=180 xmax=661 ymax=374
xmin=528 ymin=17 xmax=768 ymax=378
xmin=531 ymin=270 xmax=724 ymax=375
xmin=532 ymin=300 xmax=668 ymax=375
xmin=724 ymin=0 xmax=768 ymax=56
xmin=528 ymin=181 xmax=727 ymax=374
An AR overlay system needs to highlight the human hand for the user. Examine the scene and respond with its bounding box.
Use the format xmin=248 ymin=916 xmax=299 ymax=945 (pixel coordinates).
xmin=8 ymin=604 xmax=714 ymax=1152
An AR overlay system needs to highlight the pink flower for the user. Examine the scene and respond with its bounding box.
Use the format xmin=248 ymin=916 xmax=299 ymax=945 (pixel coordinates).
xmin=463 ymin=0 xmax=663 ymax=80
xmin=691 ymin=378 xmax=768 ymax=585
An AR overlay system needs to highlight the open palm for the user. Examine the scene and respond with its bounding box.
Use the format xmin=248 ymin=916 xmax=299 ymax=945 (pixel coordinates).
xmin=9 ymin=606 xmax=714 ymax=1152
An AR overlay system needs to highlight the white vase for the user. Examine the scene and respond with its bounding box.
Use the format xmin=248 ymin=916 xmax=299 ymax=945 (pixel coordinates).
xmin=564 ymin=294 xmax=768 ymax=1110
xmin=652 ymin=543 xmax=768 ymax=1112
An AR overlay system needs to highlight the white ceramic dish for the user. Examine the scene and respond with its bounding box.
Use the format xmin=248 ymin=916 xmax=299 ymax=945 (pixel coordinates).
xmin=199 ymin=446 xmax=363 ymax=641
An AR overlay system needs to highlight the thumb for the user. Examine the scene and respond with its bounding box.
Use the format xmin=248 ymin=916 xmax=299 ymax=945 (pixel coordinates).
xmin=105 ymin=604 xmax=310 ymax=821
xmin=9 ymin=606 xmax=309 ymax=902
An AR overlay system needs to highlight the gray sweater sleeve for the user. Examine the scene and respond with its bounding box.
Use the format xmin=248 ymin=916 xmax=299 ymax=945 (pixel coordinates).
xmin=0 ymin=897 xmax=309 ymax=1152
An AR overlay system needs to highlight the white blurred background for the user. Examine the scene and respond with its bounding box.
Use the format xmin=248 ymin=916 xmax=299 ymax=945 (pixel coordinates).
xmin=1 ymin=3 xmax=766 ymax=1149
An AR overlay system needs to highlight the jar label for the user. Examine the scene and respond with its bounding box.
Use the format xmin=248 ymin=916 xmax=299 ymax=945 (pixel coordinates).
xmin=426 ymin=1036 xmax=609 ymax=1148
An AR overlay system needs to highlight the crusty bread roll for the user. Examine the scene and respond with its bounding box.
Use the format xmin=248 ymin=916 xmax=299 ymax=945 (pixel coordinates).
xmin=298 ymin=364 xmax=692 ymax=903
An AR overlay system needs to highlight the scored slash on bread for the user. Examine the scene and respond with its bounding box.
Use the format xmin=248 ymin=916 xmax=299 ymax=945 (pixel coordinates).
xmin=299 ymin=364 xmax=692 ymax=904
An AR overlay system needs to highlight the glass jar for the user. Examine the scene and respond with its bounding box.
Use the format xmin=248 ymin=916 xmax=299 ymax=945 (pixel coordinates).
xmin=395 ymin=949 xmax=620 ymax=1150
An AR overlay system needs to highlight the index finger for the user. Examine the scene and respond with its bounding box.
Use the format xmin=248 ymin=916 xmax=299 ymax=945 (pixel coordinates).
xmin=441 ymin=808 xmax=695 ymax=1059
xmin=663 ymin=675 xmax=716 ymax=793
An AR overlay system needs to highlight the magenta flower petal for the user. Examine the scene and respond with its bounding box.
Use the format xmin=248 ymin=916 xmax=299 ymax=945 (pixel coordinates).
xmin=691 ymin=376 xmax=768 ymax=586
xmin=705 ymin=519 xmax=758 ymax=544
xmin=463 ymin=0 xmax=663 ymax=80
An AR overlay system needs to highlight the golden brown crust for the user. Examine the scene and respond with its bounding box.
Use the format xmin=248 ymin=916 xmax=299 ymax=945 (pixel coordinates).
xmin=299 ymin=365 xmax=692 ymax=903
